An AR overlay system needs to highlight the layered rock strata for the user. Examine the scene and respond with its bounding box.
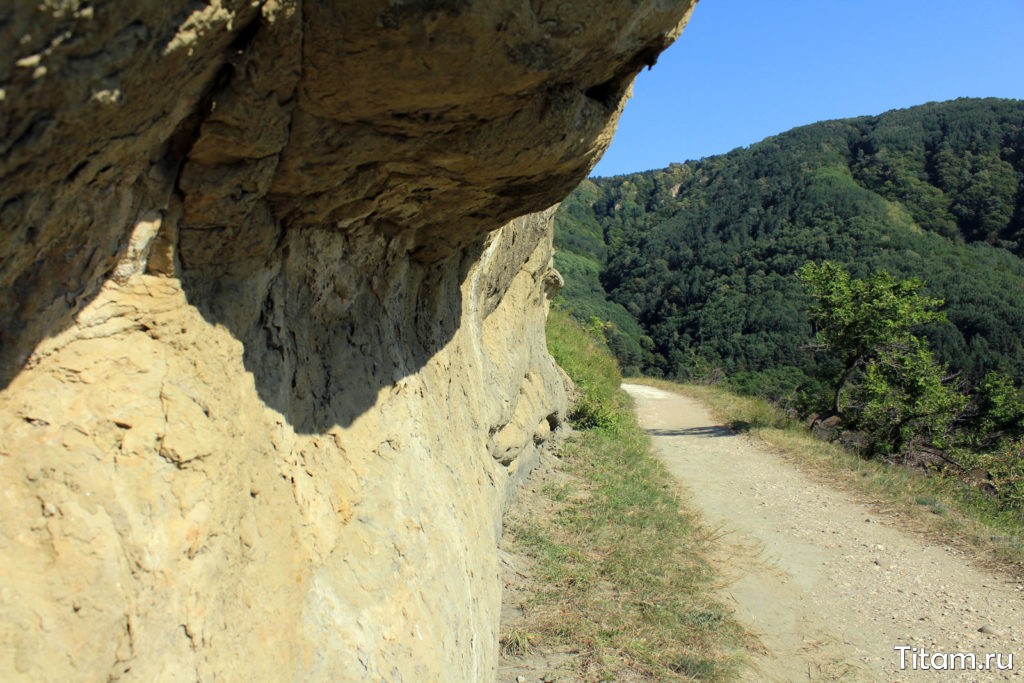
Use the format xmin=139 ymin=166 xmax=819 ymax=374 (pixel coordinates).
xmin=0 ymin=1 xmax=694 ymax=679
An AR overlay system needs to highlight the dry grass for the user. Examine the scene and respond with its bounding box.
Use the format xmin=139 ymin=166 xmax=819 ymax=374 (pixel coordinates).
xmin=503 ymin=426 xmax=748 ymax=681
xmin=499 ymin=312 xmax=749 ymax=681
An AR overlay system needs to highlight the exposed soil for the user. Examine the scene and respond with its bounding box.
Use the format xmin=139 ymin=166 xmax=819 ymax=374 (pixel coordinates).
xmin=623 ymin=383 xmax=1023 ymax=682
xmin=498 ymin=449 xmax=587 ymax=683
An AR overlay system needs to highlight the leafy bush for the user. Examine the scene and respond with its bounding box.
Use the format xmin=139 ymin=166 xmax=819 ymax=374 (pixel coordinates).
xmin=961 ymin=438 xmax=1024 ymax=513
xmin=851 ymin=337 xmax=966 ymax=456
xmin=568 ymin=391 xmax=623 ymax=433
xmin=965 ymin=372 xmax=1024 ymax=447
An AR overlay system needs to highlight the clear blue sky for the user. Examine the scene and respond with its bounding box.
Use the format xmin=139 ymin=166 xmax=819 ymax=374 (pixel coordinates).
xmin=592 ymin=0 xmax=1024 ymax=177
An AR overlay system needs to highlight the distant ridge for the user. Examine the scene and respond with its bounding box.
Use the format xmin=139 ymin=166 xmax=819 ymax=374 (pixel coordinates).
xmin=555 ymin=98 xmax=1024 ymax=396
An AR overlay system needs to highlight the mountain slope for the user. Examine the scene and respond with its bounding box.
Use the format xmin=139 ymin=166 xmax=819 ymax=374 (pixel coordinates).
xmin=554 ymin=98 xmax=1024 ymax=400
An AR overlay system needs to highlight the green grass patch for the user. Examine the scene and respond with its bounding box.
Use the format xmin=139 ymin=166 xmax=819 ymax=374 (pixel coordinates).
xmin=633 ymin=377 xmax=1024 ymax=571
xmin=502 ymin=311 xmax=747 ymax=680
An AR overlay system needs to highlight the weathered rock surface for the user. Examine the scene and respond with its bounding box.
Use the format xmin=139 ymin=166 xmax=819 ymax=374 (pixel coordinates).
xmin=0 ymin=1 xmax=693 ymax=680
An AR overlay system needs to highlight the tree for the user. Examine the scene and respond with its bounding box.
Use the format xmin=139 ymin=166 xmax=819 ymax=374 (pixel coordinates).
xmin=852 ymin=336 xmax=966 ymax=456
xmin=797 ymin=261 xmax=946 ymax=415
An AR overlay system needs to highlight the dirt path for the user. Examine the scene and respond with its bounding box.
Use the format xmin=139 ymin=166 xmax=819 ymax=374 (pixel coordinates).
xmin=622 ymin=383 xmax=1023 ymax=682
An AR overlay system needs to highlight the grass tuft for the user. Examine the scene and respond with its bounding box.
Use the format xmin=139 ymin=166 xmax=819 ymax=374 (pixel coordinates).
xmin=500 ymin=627 xmax=534 ymax=657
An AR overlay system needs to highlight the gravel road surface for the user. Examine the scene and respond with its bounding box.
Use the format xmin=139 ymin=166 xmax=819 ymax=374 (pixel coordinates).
xmin=623 ymin=383 xmax=1023 ymax=682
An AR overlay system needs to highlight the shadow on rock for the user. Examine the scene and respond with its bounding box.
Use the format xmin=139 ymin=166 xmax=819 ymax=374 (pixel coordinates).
xmin=179 ymin=225 xmax=478 ymax=433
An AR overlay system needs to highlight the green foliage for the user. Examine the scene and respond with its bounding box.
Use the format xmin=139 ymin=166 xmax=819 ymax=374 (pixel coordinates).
xmin=796 ymin=263 xmax=1023 ymax=501
xmin=568 ymin=394 xmax=622 ymax=432
xmin=546 ymin=309 xmax=626 ymax=433
xmin=798 ymin=261 xmax=946 ymax=415
xmin=552 ymin=186 xmax=657 ymax=375
xmin=499 ymin=628 xmax=534 ymax=657
xmin=553 ymin=98 xmax=1024 ymax=391
xmin=962 ymin=438 xmax=1024 ymax=512
xmin=852 ymin=337 xmax=967 ymax=456
xmin=798 ymin=261 xmax=945 ymax=364
xmin=966 ymin=372 xmax=1024 ymax=447
xmin=726 ymin=366 xmax=823 ymax=413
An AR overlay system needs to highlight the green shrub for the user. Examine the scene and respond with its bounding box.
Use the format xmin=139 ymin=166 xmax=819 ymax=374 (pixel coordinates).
xmin=961 ymin=438 xmax=1024 ymax=513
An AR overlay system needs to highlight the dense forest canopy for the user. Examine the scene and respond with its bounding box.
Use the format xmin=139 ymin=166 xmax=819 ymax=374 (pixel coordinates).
xmin=554 ymin=98 xmax=1024 ymax=411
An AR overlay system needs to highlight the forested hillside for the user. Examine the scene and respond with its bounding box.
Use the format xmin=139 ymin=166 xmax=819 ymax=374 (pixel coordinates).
xmin=555 ymin=98 xmax=1024 ymax=409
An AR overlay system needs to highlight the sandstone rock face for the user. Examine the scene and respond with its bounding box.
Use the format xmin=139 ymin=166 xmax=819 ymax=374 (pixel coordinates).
xmin=0 ymin=1 xmax=693 ymax=679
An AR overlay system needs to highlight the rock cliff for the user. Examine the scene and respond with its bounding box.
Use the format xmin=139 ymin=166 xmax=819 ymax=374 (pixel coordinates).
xmin=0 ymin=1 xmax=694 ymax=679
